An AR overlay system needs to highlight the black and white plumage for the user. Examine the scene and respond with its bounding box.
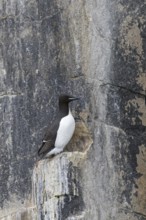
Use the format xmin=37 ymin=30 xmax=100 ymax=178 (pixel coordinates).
xmin=38 ymin=95 xmax=79 ymax=159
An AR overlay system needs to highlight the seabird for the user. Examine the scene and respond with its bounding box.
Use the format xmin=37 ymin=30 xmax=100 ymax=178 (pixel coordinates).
xmin=38 ymin=95 xmax=79 ymax=158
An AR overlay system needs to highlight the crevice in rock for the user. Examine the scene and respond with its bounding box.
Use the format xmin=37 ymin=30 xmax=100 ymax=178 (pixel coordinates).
xmin=59 ymin=194 xmax=84 ymax=220
xmin=54 ymin=193 xmax=76 ymax=199
xmin=70 ymin=75 xmax=84 ymax=80
xmin=100 ymin=82 xmax=146 ymax=103
xmin=120 ymin=208 xmax=146 ymax=219
xmin=133 ymin=211 xmax=146 ymax=219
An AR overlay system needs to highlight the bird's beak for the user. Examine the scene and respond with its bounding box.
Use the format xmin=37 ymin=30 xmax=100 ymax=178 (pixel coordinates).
xmin=69 ymin=97 xmax=80 ymax=101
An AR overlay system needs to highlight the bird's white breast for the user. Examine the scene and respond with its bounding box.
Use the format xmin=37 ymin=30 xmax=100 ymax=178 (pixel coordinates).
xmin=55 ymin=112 xmax=75 ymax=149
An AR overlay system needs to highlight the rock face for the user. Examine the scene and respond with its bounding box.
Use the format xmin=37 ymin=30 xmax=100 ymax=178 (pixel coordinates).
xmin=0 ymin=0 xmax=146 ymax=219
xmin=32 ymin=153 xmax=86 ymax=220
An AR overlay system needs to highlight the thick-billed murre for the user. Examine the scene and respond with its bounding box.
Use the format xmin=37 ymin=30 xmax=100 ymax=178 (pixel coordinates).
xmin=38 ymin=95 xmax=79 ymax=158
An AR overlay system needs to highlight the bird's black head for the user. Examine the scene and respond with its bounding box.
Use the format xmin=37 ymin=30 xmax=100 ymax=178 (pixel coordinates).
xmin=59 ymin=95 xmax=79 ymax=103
xmin=58 ymin=95 xmax=79 ymax=116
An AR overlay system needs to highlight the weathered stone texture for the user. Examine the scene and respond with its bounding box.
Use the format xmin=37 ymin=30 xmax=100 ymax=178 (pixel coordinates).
xmin=0 ymin=0 xmax=146 ymax=219
xmin=32 ymin=153 xmax=85 ymax=220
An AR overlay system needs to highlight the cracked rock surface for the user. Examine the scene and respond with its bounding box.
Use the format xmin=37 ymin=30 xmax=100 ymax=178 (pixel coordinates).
xmin=0 ymin=0 xmax=146 ymax=219
xmin=33 ymin=153 xmax=85 ymax=220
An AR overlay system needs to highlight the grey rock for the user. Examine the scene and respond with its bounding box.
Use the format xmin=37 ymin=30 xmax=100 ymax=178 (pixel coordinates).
xmin=32 ymin=153 xmax=85 ymax=220
xmin=0 ymin=0 xmax=146 ymax=219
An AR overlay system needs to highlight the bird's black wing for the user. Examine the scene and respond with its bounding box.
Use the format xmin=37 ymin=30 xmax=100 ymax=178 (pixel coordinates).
xmin=38 ymin=119 xmax=60 ymax=158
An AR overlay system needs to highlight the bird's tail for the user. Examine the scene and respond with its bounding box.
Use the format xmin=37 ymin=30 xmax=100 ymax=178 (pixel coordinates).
xmin=38 ymin=142 xmax=55 ymax=160
xmin=38 ymin=142 xmax=45 ymax=156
